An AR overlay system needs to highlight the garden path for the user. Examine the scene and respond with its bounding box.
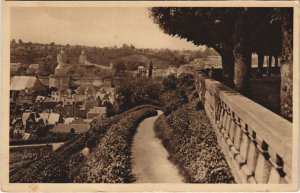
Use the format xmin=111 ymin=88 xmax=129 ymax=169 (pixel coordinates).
xmin=131 ymin=110 xmax=184 ymax=183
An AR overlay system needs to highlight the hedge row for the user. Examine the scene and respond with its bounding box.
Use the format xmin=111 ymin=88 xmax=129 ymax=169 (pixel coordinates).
xmin=10 ymin=105 xmax=158 ymax=183
xmin=73 ymin=107 xmax=157 ymax=183
xmin=10 ymin=133 xmax=79 ymax=146
xmin=154 ymin=100 xmax=235 ymax=183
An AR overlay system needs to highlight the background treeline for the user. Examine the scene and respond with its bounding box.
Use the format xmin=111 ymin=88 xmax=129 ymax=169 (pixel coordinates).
xmin=10 ymin=39 xmax=218 ymax=72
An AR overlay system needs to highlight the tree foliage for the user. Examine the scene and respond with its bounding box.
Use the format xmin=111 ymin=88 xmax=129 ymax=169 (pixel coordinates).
xmin=150 ymin=7 xmax=292 ymax=92
xmin=115 ymin=77 xmax=162 ymax=112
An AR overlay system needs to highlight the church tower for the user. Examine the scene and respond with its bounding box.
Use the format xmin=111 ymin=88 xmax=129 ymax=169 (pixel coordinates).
xmin=49 ymin=49 xmax=70 ymax=90
xmin=79 ymin=50 xmax=87 ymax=66
xmin=55 ymin=49 xmax=67 ymax=75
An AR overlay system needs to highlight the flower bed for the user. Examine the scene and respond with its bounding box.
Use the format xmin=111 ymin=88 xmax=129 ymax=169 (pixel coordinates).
xmin=73 ymin=107 xmax=157 ymax=183
xmin=10 ymin=105 xmax=158 ymax=183
xmin=154 ymin=100 xmax=235 ymax=183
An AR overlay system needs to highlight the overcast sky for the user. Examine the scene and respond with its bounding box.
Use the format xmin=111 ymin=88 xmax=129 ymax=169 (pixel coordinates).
xmin=11 ymin=7 xmax=203 ymax=50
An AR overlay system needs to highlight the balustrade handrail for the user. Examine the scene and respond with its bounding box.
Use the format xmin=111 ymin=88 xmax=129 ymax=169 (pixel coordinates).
xmin=197 ymin=73 xmax=292 ymax=183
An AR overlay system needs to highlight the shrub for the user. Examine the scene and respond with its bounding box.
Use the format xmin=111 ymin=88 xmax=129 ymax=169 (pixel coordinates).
xmin=160 ymin=90 xmax=188 ymax=115
xmin=73 ymin=108 xmax=157 ymax=183
xmin=10 ymin=105 xmax=158 ymax=183
xmin=162 ymin=74 xmax=178 ymax=90
xmin=154 ymin=100 xmax=235 ymax=183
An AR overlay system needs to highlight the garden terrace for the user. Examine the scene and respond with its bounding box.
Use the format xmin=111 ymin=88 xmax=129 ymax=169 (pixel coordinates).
xmin=195 ymin=72 xmax=292 ymax=184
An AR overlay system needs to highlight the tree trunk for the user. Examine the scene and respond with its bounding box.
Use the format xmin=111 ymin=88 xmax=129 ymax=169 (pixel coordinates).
xmin=220 ymin=50 xmax=234 ymax=87
xmin=258 ymin=54 xmax=264 ymax=71
xmin=280 ymin=18 xmax=293 ymax=121
xmin=233 ymin=10 xmax=252 ymax=94
xmin=274 ymin=56 xmax=279 ymax=68
xmin=267 ymin=55 xmax=272 ymax=76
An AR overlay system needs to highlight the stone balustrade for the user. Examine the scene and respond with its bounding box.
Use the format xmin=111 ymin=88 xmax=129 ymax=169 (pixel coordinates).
xmin=196 ymin=72 xmax=292 ymax=184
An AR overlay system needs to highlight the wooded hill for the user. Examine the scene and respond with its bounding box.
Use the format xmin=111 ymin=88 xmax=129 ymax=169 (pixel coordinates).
xmin=10 ymin=40 xmax=218 ymax=72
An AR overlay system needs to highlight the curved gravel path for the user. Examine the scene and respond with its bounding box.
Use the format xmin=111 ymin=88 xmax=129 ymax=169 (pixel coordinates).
xmin=131 ymin=110 xmax=184 ymax=183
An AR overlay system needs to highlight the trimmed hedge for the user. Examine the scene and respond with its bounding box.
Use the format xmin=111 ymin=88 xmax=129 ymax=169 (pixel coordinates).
xmin=10 ymin=105 xmax=158 ymax=183
xmin=10 ymin=133 xmax=79 ymax=146
xmin=73 ymin=108 xmax=157 ymax=183
xmin=154 ymin=100 xmax=235 ymax=183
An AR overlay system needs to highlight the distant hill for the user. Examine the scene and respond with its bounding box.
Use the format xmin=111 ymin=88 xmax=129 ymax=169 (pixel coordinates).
xmin=10 ymin=40 xmax=219 ymax=73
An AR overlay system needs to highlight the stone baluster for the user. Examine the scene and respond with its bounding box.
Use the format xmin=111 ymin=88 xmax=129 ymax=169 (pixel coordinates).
xmin=244 ymin=128 xmax=258 ymax=183
xmin=221 ymin=103 xmax=228 ymax=134
xmin=217 ymin=102 xmax=225 ymax=133
xmin=233 ymin=117 xmax=243 ymax=153
xmin=196 ymin=73 xmax=292 ymax=184
xmin=224 ymin=108 xmax=232 ymax=138
xmin=214 ymin=98 xmax=221 ymax=123
xmin=234 ymin=122 xmax=249 ymax=183
xmin=229 ymin=112 xmax=237 ymax=142
xmin=254 ymin=140 xmax=272 ymax=183
xmin=225 ymin=112 xmax=236 ymax=155
xmin=268 ymin=152 xmax=286 ymax=183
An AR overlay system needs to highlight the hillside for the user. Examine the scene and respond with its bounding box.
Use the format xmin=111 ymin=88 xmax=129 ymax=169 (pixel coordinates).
xmin=10 ymin=40 xmax=210 ymax=72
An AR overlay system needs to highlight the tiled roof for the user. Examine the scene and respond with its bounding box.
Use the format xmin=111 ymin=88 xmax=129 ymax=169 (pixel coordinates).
xmin=39 ymin=113 xmax=61 ymax=125
xmin=10 ymin=76 xmax=46 ymax=91
xmin=88 ymin=107 xmax=106 ymax=114
xmin=21 ymin=112 xmax=31 ymax=125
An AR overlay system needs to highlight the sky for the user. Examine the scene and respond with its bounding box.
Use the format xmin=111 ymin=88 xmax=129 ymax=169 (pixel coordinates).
xmin=11 ymin=7 xmax=203 ymax=50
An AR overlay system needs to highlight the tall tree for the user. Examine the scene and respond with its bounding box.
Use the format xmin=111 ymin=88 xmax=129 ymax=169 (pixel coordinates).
xmin=271 ymin=8 xmax=293 ymax=121
xmin=150 ymin=7 xmax=286 ymax=93
xmin=150 ymin=7 xmax=237 ymax=86
xmin=232 ymin=8 xmax=252 ymax=93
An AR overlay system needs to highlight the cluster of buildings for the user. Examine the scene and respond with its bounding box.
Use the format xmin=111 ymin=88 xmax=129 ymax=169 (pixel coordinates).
xmin=9 ymin=50 xmax=116 ymax=141
xmin=10 ymin=82 xmax=114 ymax=140
xmin=9 ymin=48 xmax=176 ymax=141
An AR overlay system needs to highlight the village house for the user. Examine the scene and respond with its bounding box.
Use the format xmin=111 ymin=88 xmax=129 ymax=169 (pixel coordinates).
xmin=51 ymin=91 xmax=62 ymax=102
xmin=87 ymin=106 xmax=106 ymax=119
xmin=11 ymin=110 xmax=63 ymax=140
xmin=26 ymin=64 xmax=40 ymax=74
xmin=10 ymin=62 xmax=22 ymax=76
xmin=10 ymin=76 xmax=47 ymax=106
xmin=62 ymin=98 xmax=78 ymax=117
xmin=43 ymin=97 xmax=59 ymax=109
xmin=137 ymin=66 xmax=147 ymax=77
xmin=11 ymin=112 xmax=46 ymax=140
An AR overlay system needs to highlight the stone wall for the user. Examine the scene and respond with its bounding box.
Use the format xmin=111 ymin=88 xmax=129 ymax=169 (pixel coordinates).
xmin=196 ymin=73 xmax=292 ymax=184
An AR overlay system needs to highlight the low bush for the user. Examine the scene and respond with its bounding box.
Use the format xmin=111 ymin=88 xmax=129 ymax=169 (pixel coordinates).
xmin=159 ymin=89 xmax=188 ymax=115
xmin=154 ymin=100 xmax=235 ymax=183
xmin=10 ymin=105 xmax=158 ymax=183
xmin=73 ymin=107 xmax=157 ymax=183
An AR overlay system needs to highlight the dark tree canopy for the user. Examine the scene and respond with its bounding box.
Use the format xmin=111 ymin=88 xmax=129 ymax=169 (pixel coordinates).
xmin=150 ymin=7 xmax=289 ymax=91
xmin=150 ymin=7 xmax=283 ymax=57
xmin=150 ymin=7 xmax=238 ymax=86
xmin=150 ymin=7 xmax=237 ymax=53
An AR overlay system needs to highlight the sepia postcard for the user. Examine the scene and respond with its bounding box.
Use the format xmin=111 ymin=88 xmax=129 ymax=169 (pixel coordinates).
xmin=1 ymin=1 xmax=299 ymax=192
